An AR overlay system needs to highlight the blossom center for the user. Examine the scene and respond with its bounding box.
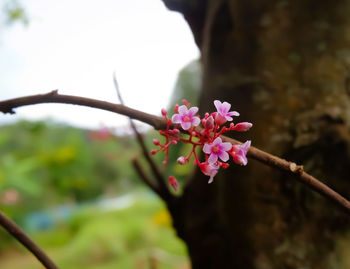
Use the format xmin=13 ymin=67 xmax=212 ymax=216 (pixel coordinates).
xmin=183 ymin=116 xmax=191 ymax=122
xmin=212 ymin=146 xmax=219 ymax=153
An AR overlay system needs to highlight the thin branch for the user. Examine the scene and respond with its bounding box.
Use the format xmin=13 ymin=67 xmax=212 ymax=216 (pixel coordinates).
xmin=0 ymin=210 xmax=59 ymax=269
xmin=131 ymin=159 xmax=165 ymax=199
xmin=113 ymin=75 xmax=172 ymax=201
xmin=1 ymin=91 xmax=350 ymax=214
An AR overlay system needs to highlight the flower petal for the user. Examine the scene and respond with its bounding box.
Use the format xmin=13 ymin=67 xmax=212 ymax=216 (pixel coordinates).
xmin=208 ymin=176 xmax=215 ymax=184
xmin=220 ymin=142 xmax=232 ymax=151
xmin=212 ymin=137 xmax=222 ymax=146
xmin=191 ymin=116 xmax=200 ymax=126
xmin=208 ymin=153 xmax=218 ymax=164
xmin=218 ymin=151 xmax=229 ymax=162
xmin=181 ymin=121 xmax=191 ymax=130
xmin=242 ymin=140 xmax=251 ymax=151
xmin=214 ymin=100 xmax=222 ymax=112
xmin=178 ymin=105 xmax=188 ymax=115
xmin=188 ymin=106 xmax=198 ymax=116
xmin=228 ymin=111 xmax=240 ymax=117
xmin=203 ymin=143 xmax=212 ymax=154
xmin=171 ymin=114 xmax=181 ymax=123
xmin=221 ymin=102 xmax=231 ymax=113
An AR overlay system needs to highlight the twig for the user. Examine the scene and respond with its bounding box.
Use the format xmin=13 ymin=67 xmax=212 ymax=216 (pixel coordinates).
xmin=131 ymin=159 xmax=165 ymax=198
xmin=0 ymin=210 xmax=59 ymax=269
xmin=0 ymin=91 xmax=350 ymax=214
xmin=113 ymin=75 xmax=172 ymax=201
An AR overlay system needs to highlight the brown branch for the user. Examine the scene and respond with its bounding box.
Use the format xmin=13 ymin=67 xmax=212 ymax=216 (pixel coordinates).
xmin=1 ymin=91 xmax=350 ymax=214
xmin=113 ymin=75 xmax=172 ymax=201
xmin=0 ymin=210 xmax=59 ymax=269
xmin=131 ymin=159 xmax=165 ymax=199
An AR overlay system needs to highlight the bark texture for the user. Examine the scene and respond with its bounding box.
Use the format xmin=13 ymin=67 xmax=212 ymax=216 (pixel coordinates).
xmin=164 ymin=0 xmax=350 ymax=268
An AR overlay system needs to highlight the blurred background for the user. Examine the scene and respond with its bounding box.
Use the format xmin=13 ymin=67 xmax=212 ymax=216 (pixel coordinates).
xmin=0 ymin=0 xmax=200 ymax=268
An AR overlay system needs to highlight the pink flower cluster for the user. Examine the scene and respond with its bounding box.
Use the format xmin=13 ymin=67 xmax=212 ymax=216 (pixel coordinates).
xmin=152 ymin=100 xmax=252 ymax=190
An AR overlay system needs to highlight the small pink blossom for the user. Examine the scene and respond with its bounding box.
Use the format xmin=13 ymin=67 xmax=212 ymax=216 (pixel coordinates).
xmin=203 ymin=137 xmax=232 ymax=164
xmin=234 ymin=122 xmax=253 ymax=132
xmin=199 ymin=162 xmax=220 ymax=183
xmin=171 ymin=105 xmax=200 ymax=130
xmin=214 ymin=100 xmax=239 ymax=123
xmin=230 ymin=140 xmax=251 ymax=166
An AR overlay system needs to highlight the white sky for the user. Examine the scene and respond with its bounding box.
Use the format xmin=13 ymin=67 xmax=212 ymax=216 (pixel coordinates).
xmin=0 ymin=0 xmax=199 ymax=130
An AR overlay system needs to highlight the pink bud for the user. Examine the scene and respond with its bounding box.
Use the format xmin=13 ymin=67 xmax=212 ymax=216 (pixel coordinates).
xmin=214 ymin=113 xmax=227 ymax=125
xmin=161 ymin=108 xmax=167 ymax=116
xmin=204 ymin=116 xmax=214 ymax=130
xmin=151 ymin=150 xmax=157 ymax=155
xmin=177 ymin=156 xmax=186 ymax=165
xmin=204 ymin=112 xmax=210 ymax=119
xmin=182 ymin=99 xmax=190 ymax=107
xmin=168 ymin=176 xmax=179 ymax=191
xmin=234 ymin=122 xmax=253 ymax=132
xmin=171 ymin=139 xmax=178 ymax=145
xmin=221 ymin=163 xmax=229 ymax=169
xmin=174 ymin=104 xmax=179 ymax=114
xmin=153 ymin=139 xmax=160 ymax=146
xmin=172 ymin=128 xmax=180 ymax=134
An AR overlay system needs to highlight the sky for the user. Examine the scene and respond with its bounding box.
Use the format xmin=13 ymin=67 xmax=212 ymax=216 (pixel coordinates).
xmin=0 ymin=0 xmax=199 ymax=130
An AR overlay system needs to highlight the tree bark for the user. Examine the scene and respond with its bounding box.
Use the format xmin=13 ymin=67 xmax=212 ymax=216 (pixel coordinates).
xmin=164 ymin=0 xmax=350 ymax=268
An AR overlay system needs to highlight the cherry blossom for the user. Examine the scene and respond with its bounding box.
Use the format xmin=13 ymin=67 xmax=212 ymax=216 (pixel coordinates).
xmin=171 ymin=105 xmax=200 ymax=130
xmin=203 ymin=137 xmax=232 ymax=164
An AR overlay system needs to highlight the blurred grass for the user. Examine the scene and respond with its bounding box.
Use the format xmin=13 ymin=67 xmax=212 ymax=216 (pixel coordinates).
xmin=0 ymin=120 xmax=190 ymax=268
xmin=0 ymin=192 xmax=189 ymax=269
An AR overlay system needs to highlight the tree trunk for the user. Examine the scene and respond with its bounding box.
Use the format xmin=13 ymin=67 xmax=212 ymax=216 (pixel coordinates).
xmin=164 ymin=0 xmax=350 ymax=268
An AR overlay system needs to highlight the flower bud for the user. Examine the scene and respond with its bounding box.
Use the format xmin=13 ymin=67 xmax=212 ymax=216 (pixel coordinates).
xmin=171 ymin=139 xmax=178 ymax=145
xmin=204 ymin=116 xmax=214 ymax=130
xmin=151 ymin=150 xmax=157 ymax=155
xmin=174 ymin=104 xmax=179 ymax=114
xmin=177 ymin=156 xmax=186 ymax=165
xmin=221 ymin=163 xmax=229 ymax=169
xmin=161 ymin=108 xmax=167 ymax=116
xmin=153 ymin=139 xmax=160 ymax=146
xmin=182 ymin=99 xmax=190 ymax=107
xmin=168 ymin=176 xmax=179 ymax=191
xmin=214 ymin=113 xmax=227 ymax=125
xmin=234 ymin=122 xmax=253 ymax=132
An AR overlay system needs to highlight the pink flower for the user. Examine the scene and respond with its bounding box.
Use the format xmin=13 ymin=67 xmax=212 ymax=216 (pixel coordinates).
xmin=199 ymin=162 xmax=220 ymax=183
xmin=171 ymin=105 xmax=200 ymax=130
xmin=214 ymin=100 xmax=239 ymax=123
xmin=230 ymin=140 xmax=251 ymax=166
xmin=203 ymin=137 xmax=232 ymax=164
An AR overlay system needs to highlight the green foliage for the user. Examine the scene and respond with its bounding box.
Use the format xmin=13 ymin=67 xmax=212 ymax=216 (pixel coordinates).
xmin=0 ymin=120 xmax=140 ymax=223
xmin=0 ymin=192 xmax=188 ymax=269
